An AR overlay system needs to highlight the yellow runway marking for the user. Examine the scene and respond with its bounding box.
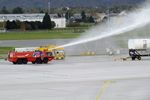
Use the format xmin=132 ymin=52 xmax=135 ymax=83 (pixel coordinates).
xmin=96 ymin=80 xmax=114 ymax=100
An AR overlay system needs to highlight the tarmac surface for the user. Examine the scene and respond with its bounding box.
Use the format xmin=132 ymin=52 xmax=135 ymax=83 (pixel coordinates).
xmin=0 ymin=55 xmax=150 ymax=100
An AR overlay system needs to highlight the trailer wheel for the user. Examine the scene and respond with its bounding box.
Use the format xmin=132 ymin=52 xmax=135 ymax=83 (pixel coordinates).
xmin=43 ymin=58 xmax=48 ymax=64
xmin=132 ymin=57 xmax=135 ymax=60
xmin=22 ymin=59 xmax=28 ymax=64
xmin=35 ymin=58 xmax=42 ymax=64
xmin=137 ymin=56 xmax=141 ymax=60
xmin=32 ymin=62 xmax=35 ymax=64
xmin=17 ymin=59 xmax=22 ymax=64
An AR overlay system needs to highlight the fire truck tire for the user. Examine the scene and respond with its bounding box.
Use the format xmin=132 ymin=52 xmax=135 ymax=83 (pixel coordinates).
xmin=17 ymin=59 xmax=23 ymax=64
xmin=32 ymin=62 xmax=35 ymax=64
xmin=13 ymin=62 xmax=17 ymax=64
xmin=61 ymin=57 xmax=64 ymax=59
xmin=43 ymin=58 xmax=48 ymax=64
xmin=22 ymin=59 xmax=28 ymax=64
xmin=36 ymin=58 xmax=42 ymax=64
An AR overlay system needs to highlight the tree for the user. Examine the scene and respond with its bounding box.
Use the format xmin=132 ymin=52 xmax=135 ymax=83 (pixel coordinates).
xmin=6 ymin=20 xmax=11 ymax=29
xmin=42 ymin=12 xmax=52 ymax=29
xmin=1 ymin=6 xmax=9 ymax=14
xmin=88 ymin=16 xmax=95 ymax=23
xmin=65 ymin=11 xmax=72 ymax=20
xmin=57 ymin=13 xmax=62 ymax=18
xmin=65 ymin=11 xmax=71 ymax=20
xmin=51 ymin=21 xmax=56 ymax=28
xmin=20 ymin=22 xmax=26 ymax=31
xmin=12 ymin=7 xmax=24 ymax=14
xmin=81 ymin=11 xmax=86 ymax=22
xmin=5 ymin=20 xmax=18 ymax=29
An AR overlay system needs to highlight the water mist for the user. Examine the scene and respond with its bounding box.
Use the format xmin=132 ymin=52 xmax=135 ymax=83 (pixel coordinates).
xmin=58 ymin=1 xmax=150 ymax=49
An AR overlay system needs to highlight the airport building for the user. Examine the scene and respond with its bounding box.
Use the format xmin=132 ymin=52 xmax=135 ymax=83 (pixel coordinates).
xmin=0 ymin=14 xmax=66 ymax=28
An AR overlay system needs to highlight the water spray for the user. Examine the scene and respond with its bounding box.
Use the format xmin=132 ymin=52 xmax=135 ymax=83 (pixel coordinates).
xmin=57 ymin=1 xmax=150 ymax=49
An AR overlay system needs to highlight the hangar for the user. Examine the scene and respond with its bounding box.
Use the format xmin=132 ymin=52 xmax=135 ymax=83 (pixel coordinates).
xmin=0 ymin=14 xmax=66 ymax=28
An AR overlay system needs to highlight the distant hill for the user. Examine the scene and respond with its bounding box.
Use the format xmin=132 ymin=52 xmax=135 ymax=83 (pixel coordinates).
xmin=0 ymin=0 xmax=145 ymax=8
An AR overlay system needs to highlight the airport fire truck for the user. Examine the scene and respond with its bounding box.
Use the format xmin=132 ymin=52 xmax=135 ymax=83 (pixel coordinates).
xmin=128 ymin=39 xmax=150 ymax=60
xmin=8 ymin=48 xmax=54 ymax=64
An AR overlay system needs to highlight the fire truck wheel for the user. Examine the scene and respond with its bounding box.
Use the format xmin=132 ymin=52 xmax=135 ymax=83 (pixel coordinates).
xmin=13 ymin=62 xmax=17 ymax=64
xmin=32 ymin=62 xmax=35 ymax=64
xmin=22 ymin=59 xmax=28 ymax=64
xmin=36 ymin=58 xmax=42 ymax=64
xmin=43 ymin=58 xmax=48 ymax=64
xmin=17 ymin=59 xmax=23 ymax=64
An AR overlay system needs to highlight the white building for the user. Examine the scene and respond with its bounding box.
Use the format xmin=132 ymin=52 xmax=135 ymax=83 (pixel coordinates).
xmin=0 ymin=14 xmax=66 ymax=28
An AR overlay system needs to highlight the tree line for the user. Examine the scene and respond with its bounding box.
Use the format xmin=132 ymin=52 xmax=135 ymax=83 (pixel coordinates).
xmin=0 ymin=6 xmax=24 ymax=14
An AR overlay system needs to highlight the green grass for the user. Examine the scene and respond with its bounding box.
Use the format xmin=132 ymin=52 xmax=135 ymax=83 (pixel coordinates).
xmin=0 ymin=30 xmax=81 ymax=40
xmin=0 ymin=47 xmax=13 ymax=53
xmin=0 ymin=47 xmax=14 ymax=58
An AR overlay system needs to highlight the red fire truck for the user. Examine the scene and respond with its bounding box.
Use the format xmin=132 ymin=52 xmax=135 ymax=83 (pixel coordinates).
xmin=8 ymin=50 xmax=54 ymax=64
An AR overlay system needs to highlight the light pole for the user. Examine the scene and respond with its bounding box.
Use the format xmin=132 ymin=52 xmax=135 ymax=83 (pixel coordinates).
xmin=107 ymin=0 xmax=110 ymax=21
xmin=107 ymin=0 xmax=111 ymax=30
xmin=48 ymin=0 xmax=51 ymax=14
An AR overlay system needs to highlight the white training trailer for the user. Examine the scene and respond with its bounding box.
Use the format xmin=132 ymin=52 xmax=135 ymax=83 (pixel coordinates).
xmin=128 ymin=39 xmax=150 ymax=60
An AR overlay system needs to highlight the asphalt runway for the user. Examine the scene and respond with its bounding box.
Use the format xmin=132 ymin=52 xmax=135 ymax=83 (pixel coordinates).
xmin=0 ymin=56 xmax=150 ymax=100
